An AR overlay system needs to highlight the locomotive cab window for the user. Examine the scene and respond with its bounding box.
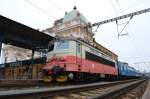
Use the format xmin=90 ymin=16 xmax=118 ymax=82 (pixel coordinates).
xmin=48 ymin=44 xmax=54 ymax=52
xmin=55 ymin=40 xmax=69 ymax=50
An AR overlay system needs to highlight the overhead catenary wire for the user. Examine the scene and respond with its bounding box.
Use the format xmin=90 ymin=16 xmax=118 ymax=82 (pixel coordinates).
xmin=111 ymin=1 xmax=143 ymax=63
xmin=116 ymin=16 xmax=133 ymax=38
xmin=90 ymin=0 xmax=150 ymax=35
xmin=115 ymin=0 xmax=122 ymax=10
xmin=96 ymin=0 xmax=147 ymax=38
xmin=134 ymin=61 xmax=150 ymax=73
xmin=24 ymin=0 xmax=57 ymax=19
xmin=121 ymin=0 xmax=150 ymax=12
xmin=114 ymin=0 xmax=130 ymax=38
xmin=92 ymin=7 xmax=150 ymax=27
xmin=94 ymin=0 xmax=119 ymax=35
xmin=110 ymin=0 xmax=118 ymax=14
xmin=47 ymin=0 xmax=65 ymax=12
xmin=110 ymin=0 xmax=129 ymax=38
xmin=93 ymin=1 xmax=149 ymax=67
xmin=98 ymin=0 xmax=150 ymax=28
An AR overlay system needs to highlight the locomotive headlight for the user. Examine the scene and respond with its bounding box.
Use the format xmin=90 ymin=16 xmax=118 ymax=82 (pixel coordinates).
xmin=68 ymin=73 xmax=74 ymax=80
xmin=60 ymin=57 xmax=66 ymax=61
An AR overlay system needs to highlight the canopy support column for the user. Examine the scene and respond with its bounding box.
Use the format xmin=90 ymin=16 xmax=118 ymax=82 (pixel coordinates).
xmin=31 ymin=49 xmax=35 ymax=79
xmin=0 ymin=42 xmax=2 ymax=57
xmin=31 ymin=50 xmax=35 ymax=59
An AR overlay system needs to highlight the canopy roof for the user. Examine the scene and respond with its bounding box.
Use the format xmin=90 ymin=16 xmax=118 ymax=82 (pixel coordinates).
xmin=0 ymin=15 xmax=55 ymax=50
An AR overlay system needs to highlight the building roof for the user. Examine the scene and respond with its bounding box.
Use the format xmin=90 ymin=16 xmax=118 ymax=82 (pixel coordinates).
xmin=63 ymin=6 xmax=88 ymax=24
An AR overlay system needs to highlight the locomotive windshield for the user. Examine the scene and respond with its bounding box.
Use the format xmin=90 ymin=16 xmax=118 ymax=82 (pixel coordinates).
xmin=55 ymin=40 xmax=69 ymax=50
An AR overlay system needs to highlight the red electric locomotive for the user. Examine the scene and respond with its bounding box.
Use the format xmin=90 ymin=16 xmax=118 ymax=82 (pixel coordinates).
xmin=43 ymin=38 xmax=118 ymax=82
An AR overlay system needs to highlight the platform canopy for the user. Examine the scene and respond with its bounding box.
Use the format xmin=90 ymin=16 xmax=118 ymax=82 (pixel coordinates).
xmin=0 ymin=15 xmax=55 ymax=50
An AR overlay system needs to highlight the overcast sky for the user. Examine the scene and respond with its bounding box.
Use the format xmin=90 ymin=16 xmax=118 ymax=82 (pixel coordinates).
xmin=0 ymin=0 xmax=150 ymax=72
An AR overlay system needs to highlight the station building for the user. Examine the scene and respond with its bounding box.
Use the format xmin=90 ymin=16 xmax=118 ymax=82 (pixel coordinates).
xmin=44 ymin=7 xmax=118 ymax=60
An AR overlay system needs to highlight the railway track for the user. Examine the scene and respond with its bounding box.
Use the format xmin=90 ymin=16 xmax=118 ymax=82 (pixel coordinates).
xmin=0 ymin=79 xmax=146 ymax=99
xmin=0 ymin=79 xmax=108 ymax=91
xmin=116 ymin=79 xmax=148 ymax=99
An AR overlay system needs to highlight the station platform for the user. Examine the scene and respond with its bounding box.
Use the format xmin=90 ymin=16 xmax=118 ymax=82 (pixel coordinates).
xmin=0 ymin=79 xmax=43 ymax=86
xmin=142 ymin=79 xmax=150 ymax=99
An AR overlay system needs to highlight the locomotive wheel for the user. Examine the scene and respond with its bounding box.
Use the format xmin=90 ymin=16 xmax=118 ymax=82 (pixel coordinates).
xmin=56 ymin=75 xmax=68 ymax=82
xmin=43 ymin=75 xmax=52 ymax=82
xmin=74 ymin=73 xmax=86 ymax=82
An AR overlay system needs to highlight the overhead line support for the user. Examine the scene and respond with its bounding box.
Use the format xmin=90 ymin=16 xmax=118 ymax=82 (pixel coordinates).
xmin=92 ymin=8 xmax=150 ymax=27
